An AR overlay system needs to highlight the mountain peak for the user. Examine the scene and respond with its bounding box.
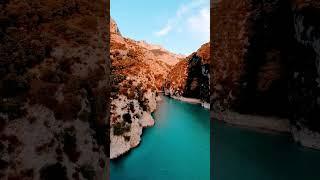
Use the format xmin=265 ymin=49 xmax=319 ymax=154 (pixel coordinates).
xmin=110 ymin=18 xmax=121 ymax=35
xmin=110 ymin=18 xmax=183 ymax=66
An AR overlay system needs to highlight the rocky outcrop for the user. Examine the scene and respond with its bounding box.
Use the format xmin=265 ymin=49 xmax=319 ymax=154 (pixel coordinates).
xmin=0 ymin=0 xmax=108 ymax=179
xmin=110 ymin=19 xmax=180 ymax=159
xmin=111 ymin=18 xmax=121 ymax=36
xmin=165 ymin=43 xmax=210 ymax=105
xmin=212 ymin=0 xmax=320 ymax=149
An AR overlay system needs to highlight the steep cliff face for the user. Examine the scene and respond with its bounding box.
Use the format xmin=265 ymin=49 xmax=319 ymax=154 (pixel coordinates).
xmin=212 ymin=0 xmax=292 ymax=116
xmin=289 ymin=0 xmax=320 ymax=148
xmin=110 ymin=19 xmax=180 ymax=159
xmin=211 ymin=0 xmax=251 ymax=112
xmin=165 ymin=43 xmax=210 ymax=104
xmin=0 ymin=0 xmax=108 ymax=179
xmin=212 ymin=0 xmax=320 ymax=149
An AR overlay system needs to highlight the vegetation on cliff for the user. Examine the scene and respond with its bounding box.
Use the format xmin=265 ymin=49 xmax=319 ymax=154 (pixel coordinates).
xmin=110 ymin=18 xmax=181 ymax=159
xmin=165 ymin=43 xmax=210 ymax=103
xmin=0 ymin=0 xmax=108 ymax=179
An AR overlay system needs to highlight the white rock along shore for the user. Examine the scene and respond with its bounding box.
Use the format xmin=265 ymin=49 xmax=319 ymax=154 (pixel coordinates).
xmin=171 ymin=96 xmax=210 ymax=110
xmin=110 ymin=90 xmax=159 ymax=159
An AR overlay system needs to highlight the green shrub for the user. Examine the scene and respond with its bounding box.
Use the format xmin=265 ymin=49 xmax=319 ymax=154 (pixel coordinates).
xmin=113 ymin=121 xmax=130 ymax=136
xmin=110 ymin=74 xmax=126 ymax=86
xmin=122 ymin=113 xmax=132 ymax=123
xmin=124 ymin=136 xmax=130 ymax=142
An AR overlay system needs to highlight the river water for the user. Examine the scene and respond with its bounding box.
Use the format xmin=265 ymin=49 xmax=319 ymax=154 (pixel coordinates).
xmin=110 ymin=96 xmax=210 ymax=180
xmin=212 ymin=120 xmax=320 ymax=180
xmin=110 ymin=96 xmax=320 ymax=180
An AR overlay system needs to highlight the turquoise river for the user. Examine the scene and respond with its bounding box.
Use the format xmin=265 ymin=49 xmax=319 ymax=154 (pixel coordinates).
xmin=110 ymin=96 xmax=210 ymax=180
xmin=213 ymin=120 xmax=320 ymax=179
xmin=110 ymin=95 xmax=320 ymax=180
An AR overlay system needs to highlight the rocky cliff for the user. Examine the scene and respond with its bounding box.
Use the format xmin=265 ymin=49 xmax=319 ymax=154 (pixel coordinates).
xmin=212 ymin=0 xmax=320 ymax=149
xmin=164 ymin=43 xmax=210 ymax=106
xmin=110 ymin=19 xmax=180 ymax=159
xmin=0 ymin=0 xmax=109 ymax=179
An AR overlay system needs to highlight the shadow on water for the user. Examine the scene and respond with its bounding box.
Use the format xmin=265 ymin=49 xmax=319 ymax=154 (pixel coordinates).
xmin=212 ymin=120 xmax=320 ymax=180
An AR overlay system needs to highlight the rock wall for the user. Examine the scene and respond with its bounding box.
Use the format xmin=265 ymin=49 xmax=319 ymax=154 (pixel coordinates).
xmin=109 ymin=18 xmax=179 ymax=159
xmin=211 ymin=0 xmax=252 ymax=112
xmin=289 ymin=0 xmax=320 ymax=148
xmin=0 ymin=0 xmax=109 ymax=179
xmin=212 ymin=0 xmax=320 ymax=149
xmin=165 ymin=43 xmax=210 ymax=103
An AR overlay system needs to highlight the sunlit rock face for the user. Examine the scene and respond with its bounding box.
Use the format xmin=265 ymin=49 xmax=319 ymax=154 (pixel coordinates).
xmin=109 ymin=18 xmax=181 ymax=159
xmin=212 ymin=0 xmax=320 ymax=148
xmin=165 ymin=43 xmax=210 ymax=103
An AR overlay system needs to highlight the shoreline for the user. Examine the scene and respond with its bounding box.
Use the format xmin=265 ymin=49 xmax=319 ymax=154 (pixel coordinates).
xmin=111 ymin=95 xmax=208 ymax=160
xmin=212 ymin=110 xmax=320 ymax=150
xmin=211 ymin=111 xmax=291 ymax=134
xmin=168 ymin=95 xmax=210 ymax=109
xmin=110 ymin=91 xmax=158 ymax=160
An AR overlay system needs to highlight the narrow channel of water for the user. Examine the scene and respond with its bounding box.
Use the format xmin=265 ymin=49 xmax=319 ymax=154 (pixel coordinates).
xmin=110 ymin=96 xmax=210 ymax=180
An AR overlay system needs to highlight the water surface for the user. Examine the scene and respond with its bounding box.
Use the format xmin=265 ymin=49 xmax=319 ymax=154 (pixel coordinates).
xmin=111 ymin=96 xmax=210 ymax=180
xmin=212 ymin=120 xmax=320 ymax=180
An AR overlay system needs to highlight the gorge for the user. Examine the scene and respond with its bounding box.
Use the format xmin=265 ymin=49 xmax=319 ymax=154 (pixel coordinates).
xmin=110 ymin=18 xmax=210 ymax=160
xmin=111 ymin=96 xmax=210 ymax=179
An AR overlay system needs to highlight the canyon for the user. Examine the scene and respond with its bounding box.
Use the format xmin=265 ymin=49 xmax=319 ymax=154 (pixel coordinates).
xmin=164 ymin=42 xmax=210 ymax=109
xmin=110 ymin=18 xmax=210 ymax=159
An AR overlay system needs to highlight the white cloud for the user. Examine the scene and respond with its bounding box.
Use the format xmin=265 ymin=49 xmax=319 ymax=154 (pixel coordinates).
xmin=154 ymin=0 xmax=208 ymax=37
xmin=155 ymin=23 xmax=172 ymax=36
xmin=176 ymin=4 xmax=188 ymax=17
xmin=187 ymin=7 xmax=210 ymax=41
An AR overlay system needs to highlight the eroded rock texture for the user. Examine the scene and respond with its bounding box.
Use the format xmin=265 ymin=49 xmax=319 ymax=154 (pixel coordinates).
xmin=110 ymin=18 xmax=181 ymax=159
xmin=165 ymin=43 xmax=210 ymax=103
xmin=212 ymin=0 xmax=320 ymax=149
xmin=0 ymin=0 xmax=109 ymax=179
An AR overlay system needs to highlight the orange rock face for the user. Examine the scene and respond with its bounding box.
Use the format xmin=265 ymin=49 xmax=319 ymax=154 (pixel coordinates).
xmin=165 ymin=42 xmax=210 ymax=102
xmin=110 ymin=18 xmax=183 ymax=158
xmin=110 ymin=18 xmax=182 ymax=94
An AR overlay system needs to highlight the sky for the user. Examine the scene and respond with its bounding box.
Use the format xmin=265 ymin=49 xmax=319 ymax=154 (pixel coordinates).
xmin=111 ymin=0 xmax=210 ymax=55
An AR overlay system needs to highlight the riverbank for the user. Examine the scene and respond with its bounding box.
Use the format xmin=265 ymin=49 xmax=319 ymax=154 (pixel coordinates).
xmin=110 ymin=91 xmax=159 ymax=159
xmin=211 ymin=111 xmax=290 ymax=134
xmin=111 ymin=95 xmax=210 ymax=179
xmin=212 ymin=110 xmax=320 ymax=150
xmin=169 ymin=95 xmax=210 ymax=109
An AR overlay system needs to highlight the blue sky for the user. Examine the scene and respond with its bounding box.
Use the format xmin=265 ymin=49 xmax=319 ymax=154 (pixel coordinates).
xmin=111 ymin=0 xmax=210 ymax=55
